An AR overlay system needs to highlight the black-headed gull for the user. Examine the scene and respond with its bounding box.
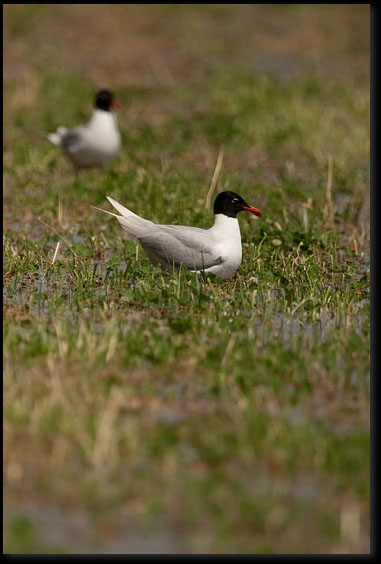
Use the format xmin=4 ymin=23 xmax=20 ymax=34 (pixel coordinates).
xmin=96 ymin=191 xmax=262 ymax=279
xmin=48 ymin=89 xmax=121 ymax=171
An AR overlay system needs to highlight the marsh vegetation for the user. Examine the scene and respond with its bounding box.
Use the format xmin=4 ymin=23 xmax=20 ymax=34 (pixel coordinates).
xmin=3 ymin=4 xmax=370 ymax=554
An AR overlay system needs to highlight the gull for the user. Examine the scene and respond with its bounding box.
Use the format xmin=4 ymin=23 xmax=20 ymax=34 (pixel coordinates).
xmin=48 ymin=89 xmax=121 ymax=172
xmin=95 ymin=191 xmax=262 ymax=279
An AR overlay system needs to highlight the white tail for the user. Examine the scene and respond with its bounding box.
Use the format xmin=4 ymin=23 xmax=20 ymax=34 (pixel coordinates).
xmin=47 ymin=126 xmax=68 ymax=147
xmin=91 ymin=205 xmax=119 ymax=218
xmin=102 ymin=196 xmax=155 ymax=237
xmin=47 ymin=133 xmax=61 ymax=146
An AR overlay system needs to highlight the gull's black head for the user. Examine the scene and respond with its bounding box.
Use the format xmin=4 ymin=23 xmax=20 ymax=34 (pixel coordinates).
xmin=94 ymin=89 xmax=115 ymax=111
xmin=213 ymin=191 xmax=263 ymax=218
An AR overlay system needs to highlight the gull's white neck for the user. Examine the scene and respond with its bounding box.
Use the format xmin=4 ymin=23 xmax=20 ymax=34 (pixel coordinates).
xmin=212 ymin=213 xmax=241 ymax=236
xmin=211 ymin=213 xmax=242 ymax=247
xmin=88 ymin=108 xmax=118 ymax=130
xmin=206 ymin=213 xmax=242 ymax=278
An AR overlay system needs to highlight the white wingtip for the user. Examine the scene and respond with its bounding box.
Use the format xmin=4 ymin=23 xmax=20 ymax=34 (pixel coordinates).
xmin=106 ymin=196 xmax=136 ymax=218
xmin=106 ymin=196 xmax=120 ymax=208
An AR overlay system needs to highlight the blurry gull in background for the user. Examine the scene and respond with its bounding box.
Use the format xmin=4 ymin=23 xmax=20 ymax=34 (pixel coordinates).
xmin=48 ymin=89 xmax=121 ymax=173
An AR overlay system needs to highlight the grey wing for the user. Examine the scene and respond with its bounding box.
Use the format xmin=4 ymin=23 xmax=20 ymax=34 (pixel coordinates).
xmin=61 ymin=127 xmax=85 ymax=154
xmin=138 ymin=226 xmax=222 ymax=270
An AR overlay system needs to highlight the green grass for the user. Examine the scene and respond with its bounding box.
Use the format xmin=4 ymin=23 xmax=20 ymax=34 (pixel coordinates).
xmin=3 ymin=3 xmax=369 ymax=555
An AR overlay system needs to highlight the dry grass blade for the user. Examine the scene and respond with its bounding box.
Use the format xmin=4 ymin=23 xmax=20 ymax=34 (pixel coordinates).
xmin=221 ymin=335 xmax=235 ymax=367
xmin=92 ymin=389 xmax=125 ymax=468
xmin=323 ymin=155 xmax=335 ymax=224
xmin=205 ymin=148 xmax=224 ymax=209
xmin=340 ymin=500 xmax=361 ymax=545
xmin=51 ymin=241 xmax=61 ymax=265
xmin=37 ymin=217 xmax=79 ymax=258
xmin=353 ymin=238 xmax=359 ymax=256
xmin=58 ymin=196 xmax=64 ymax=228
xmin=290 ymin=296 xmax=313 ymax=316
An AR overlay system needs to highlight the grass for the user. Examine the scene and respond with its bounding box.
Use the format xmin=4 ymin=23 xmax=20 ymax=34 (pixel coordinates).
xmin=3 ymin=3 xmax=370 ymax=555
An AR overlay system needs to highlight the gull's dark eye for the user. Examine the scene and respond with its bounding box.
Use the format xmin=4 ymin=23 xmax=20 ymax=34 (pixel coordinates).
xmin=232 ymin=198 xmax=239 ymax=203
